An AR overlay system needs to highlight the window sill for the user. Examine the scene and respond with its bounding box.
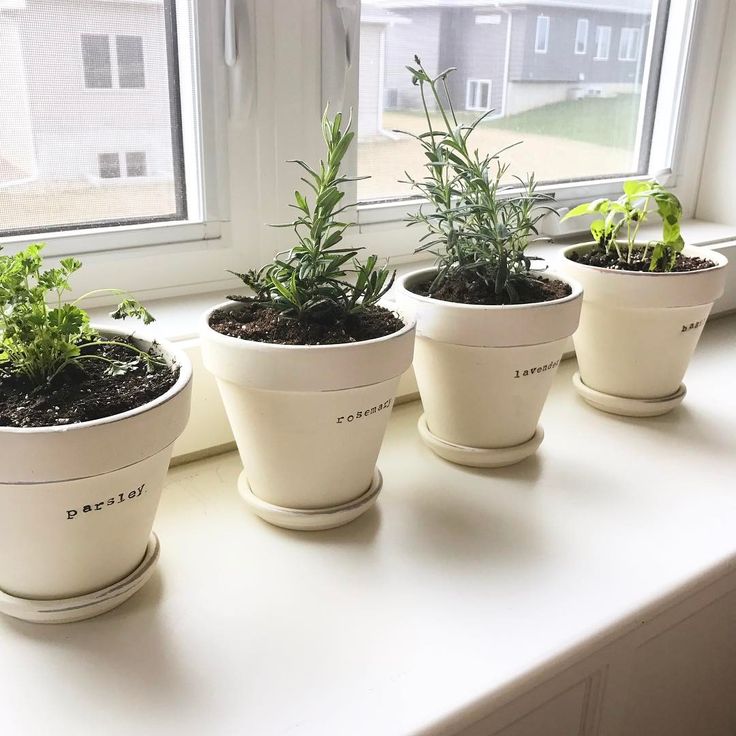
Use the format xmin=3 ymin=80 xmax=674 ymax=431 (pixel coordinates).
xmin=3 ymin=315 xmax=735 ymax=734
xmin=87 ymin=219 xmax=736 ymax=462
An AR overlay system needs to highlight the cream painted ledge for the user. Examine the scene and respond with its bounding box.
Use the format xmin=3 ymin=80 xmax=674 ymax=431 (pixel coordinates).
xmin=1 ymin=316 xmax=734 ymax=736
xmin=88 ymin=227 xmax=736 ymax=461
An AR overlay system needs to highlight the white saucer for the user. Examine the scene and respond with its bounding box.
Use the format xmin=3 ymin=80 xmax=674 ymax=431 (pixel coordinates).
xmin=417 ymin=414 xmax=544 ymax=468
xmin=572 ymin=372 xmax=687 ymax=417
xmin=0 ymin=534 xmax=160 ymax=625
xmin=238 ymin=469 xmax=382 ymax=531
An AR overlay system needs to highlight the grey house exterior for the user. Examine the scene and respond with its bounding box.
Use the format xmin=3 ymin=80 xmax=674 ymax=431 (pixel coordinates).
xmin=0 ymin=0 xmax=173 ymax=187
xmin=361 ymin=0 xmax=651 ymax=137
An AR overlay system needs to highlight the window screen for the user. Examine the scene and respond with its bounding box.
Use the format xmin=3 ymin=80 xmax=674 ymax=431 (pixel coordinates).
xmin=358 ymin=0 xmax=662 ymax=203
xmin=98 ymin=153 xmax=121 ymax=179
xmin=0 ymin=0 xmax=186 ymax=236
xmin=81 ymin=34 xmax=112 ymax=89
xmin=116 ymin=35 xmax=145 ymax=89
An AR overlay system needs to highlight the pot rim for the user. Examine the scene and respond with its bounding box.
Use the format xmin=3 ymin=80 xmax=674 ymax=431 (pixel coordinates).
xmin=396 ymin=266 xmax=583 ymax=310
xmin=0 ymin=324 xmax=192 ymax=436
xmin=200 ymin=301 xmax=417 ymax=352
xmin=561 ymin=242 xmax=729 ymax=277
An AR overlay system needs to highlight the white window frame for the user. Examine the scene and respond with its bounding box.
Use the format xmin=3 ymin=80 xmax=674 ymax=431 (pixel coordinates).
xmin=535 ymin=15 xmax=550 ymax=54
xmin=575 ymin=18 xmax=589 ymax=55
xmin=619 ymin=26 xmax=642 ymax=62
xmin=465 ymin=79 xmax=492 ymax=112
xmin=2 ymin=0 xmax=239 ymax=303
xmin=595 ymin=25 xmax=611 ymax=61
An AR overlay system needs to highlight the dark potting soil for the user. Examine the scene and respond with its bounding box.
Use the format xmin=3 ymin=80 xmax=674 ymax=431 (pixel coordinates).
xmin=410 ymin=273 xmax=572 ymax=306
xmin=0 ymin=338 xmax=178 ymax=428
xmin=569 ymin=247 xmax=715 ymax=272
xmin=209 ymin=302 xmax=405 ymax=345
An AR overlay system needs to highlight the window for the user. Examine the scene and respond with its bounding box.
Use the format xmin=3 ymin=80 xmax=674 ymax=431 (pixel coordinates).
xmin=619 ymin=27 xmax=641 ymax=61
xmin=595 ymin=26 xmax=612 ymax=60
xmin=98 ymin=153 xmax=121 ymax=179
xmin=0 ymin=1 xmax=728 ymax=302
xmin=81 ymin=34 xmax=112 ymax=89
xmin=355 ymin=0 xmax=667 ymax=204
xmin=116 ymin=36 xmax=145 ymax=89
xmin=535 ymin=15 xmax=550 ymax=54
xmin=125 ymin=152 xmax=147 ymax=178
xmin=465 ymin=79 xmax=492 ymax=112
xmin=1 ymin=2 xmax=186 ymax=236
xmin=575 ymin=19 xmax=589 ymax=55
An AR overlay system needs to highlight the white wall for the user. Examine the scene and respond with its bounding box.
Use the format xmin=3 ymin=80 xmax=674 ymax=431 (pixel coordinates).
xmin=696 ymin=0 xmax=736 ymax=225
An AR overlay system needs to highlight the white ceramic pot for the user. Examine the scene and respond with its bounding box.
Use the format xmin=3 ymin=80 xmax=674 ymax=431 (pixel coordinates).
xmin=0 ymin=326 xmax=192 ymax=622
xmin=396 ymin=268 xmax=583 ymax=467
xmin=559 ymin=244 xmax=728 ymax=415
xmin=200 ymin=303 xmax=415 ymax=530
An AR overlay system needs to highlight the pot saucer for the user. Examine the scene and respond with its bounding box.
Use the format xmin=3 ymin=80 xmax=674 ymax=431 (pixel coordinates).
xmin=238 ymin=468 xmax=382 ymax=531
xmin=417 ymin=414 xmax=544 ymax=468
xmin=572 ymin=372 xmax=687 ymax=417
xmin=0 ymin=534 xmax=160 ymax=625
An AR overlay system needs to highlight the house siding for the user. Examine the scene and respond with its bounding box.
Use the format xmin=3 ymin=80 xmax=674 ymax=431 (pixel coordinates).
xmin=383 ymin=8 xmax=442 ymax=109
xmin=438 ymin=9 xmax=508 ymax=115
xmin=510 ymin=6 xmax=648 ymax=85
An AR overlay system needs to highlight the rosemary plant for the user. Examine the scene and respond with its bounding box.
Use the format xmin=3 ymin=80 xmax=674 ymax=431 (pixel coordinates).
xmin=231 ymin=109 xmax=394 ymax=323
xmin=561 ymin=179 xmax=684 ymax=271
xmin=401 ymin=57 xmax=553 ymax=303
xmin=0 ymin=243 xmax=159 ymax=386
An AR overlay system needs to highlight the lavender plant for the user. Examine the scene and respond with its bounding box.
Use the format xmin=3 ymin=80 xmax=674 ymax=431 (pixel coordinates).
xmin=400 ymin=56 xmax=553 ymax=303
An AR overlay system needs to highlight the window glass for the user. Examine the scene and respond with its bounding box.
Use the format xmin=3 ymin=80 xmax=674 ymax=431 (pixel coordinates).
xmin=357 ymin=0 xmax=658 ymax=203
xmin=98 ymin=152 xmax=120 ymax=179
xmin=0 ymin=0 xmax=186 ymax=236
xmin=126 ymin=151 xmax=147 ymax=177
xmin=595 ymin=26 xmax=612 ymax=60
xmin=116 ymin=35 xmax=145 ymax=89
xmin=619 ymin=27 xmax=641 ymax=61
xmin=81 ymin=34 xmax=112 ymax=89
xmin=535 ymin=15 xmax=550 ymax=53
xmin=575 ymin=19 xmax=589 ymax=54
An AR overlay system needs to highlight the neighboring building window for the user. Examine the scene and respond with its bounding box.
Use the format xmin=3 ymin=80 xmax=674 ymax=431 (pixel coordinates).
xmin=535 ymin=15 xmax=550 ymax=54
xmin=98 ymin=153 xmax=121 ymax=179
xmin=116 ymin=35 xmax=145 ymax=89
xmin=465 ymin=79 xmax=492 ymax=112
xmin=126 ymin=152 xmax=147 ymax=177
xmin=619 ymin=27 xmax=641 ymax=61
xmin=595 ymin=26 xmax=612 ymax=60
xmin=81 ymin=34 xmax=112 ymax=89
xmin=575 ymin=19 xmax=589 ymax=54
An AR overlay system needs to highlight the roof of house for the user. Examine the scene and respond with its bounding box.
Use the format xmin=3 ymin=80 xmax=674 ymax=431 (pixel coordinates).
xmin=364 ymin=0 xmax=651 ymax=14
xmin=361 ymin=5 xmax=411 ymax=24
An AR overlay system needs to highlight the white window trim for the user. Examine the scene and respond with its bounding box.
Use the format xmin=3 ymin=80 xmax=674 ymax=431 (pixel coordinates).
xmin=575 ymin=18 xmax=589 ymax=55
xmin=618 ymin=26 xmax=641 ymax=61
xmin=535 ymin=15 xmax=550 ymax=54
xmin=465 ymin=78 xmax=493 ymax=112
xmin=594 ymin=25 xmax=611 ymax=60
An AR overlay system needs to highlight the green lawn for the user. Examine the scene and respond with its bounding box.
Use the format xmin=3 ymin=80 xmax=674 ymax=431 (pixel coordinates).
xmin=485 ymin=94 xmax=641 ymax=150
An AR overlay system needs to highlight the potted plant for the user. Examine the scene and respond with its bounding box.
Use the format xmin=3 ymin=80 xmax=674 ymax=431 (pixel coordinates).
xmin=394 ymin=58 xmax=583 ymax=467
xmin=200 ymin=111 xmax=415 ymax=531
xmin=0 ymin=244 xmax=192 ymax=624
xmin=559 ymin=180 xmax=728 ymax=416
